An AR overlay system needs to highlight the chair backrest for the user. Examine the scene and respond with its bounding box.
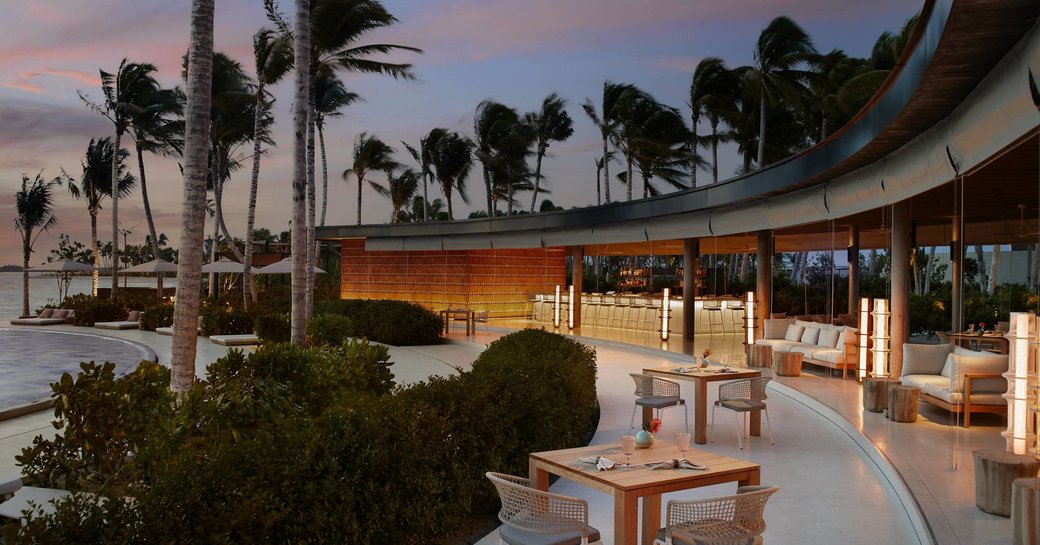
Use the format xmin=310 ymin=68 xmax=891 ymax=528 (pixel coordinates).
xmin=486 ymin=472 xmax=590 ymax=538
xmin=630 ymin=373 xmax=679 ymax=398
xmin=474 ymin=310 xmax=489 ymax=322
xmin=750 ymin=377 xmax=771 ymax=401
xmin=718 ymin=378 xmax=752 ymax=401
xmin=665 ymin=485 xmax=779 ymax=542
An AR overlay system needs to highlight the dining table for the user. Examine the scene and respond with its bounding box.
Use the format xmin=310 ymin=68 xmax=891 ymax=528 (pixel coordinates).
xmin=529 ymin=440 xmax=761 ymax=545
xmin=949 ymin=332 xmax=1009 ymax=354
xmin=439 ymin=308 xmax=474 ymax=335
xmin=643 ymin=365 xmax=763 ymax=444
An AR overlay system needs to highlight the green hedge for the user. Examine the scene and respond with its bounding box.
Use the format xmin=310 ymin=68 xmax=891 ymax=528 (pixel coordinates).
xmin=59 ymin=294 xmax=127 ymax=326
xmin=254 ymin=313 xmax=291 ymax=344
xmin=7 ymin=330 xmax=598 ymax=544
xmin=306 ymin=313 xmax=355 ymax=347
xmin=139 ymin=304 xmax=173 ymax=332
xmin=315 ymin=299 xmax=442 ymax=346
xmin=200 ymin=303 xmax=254 ymax=336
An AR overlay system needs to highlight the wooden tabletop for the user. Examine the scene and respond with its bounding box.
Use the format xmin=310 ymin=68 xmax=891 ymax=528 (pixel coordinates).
xmin=644 ymin=365 xmax=761 ymax=382
xmin=530 ymin=440 xmax=761 ymax=496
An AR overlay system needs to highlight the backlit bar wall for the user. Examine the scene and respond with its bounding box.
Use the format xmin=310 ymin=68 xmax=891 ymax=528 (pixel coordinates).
xmin=340 ymin=239 xmax=566 ymax=317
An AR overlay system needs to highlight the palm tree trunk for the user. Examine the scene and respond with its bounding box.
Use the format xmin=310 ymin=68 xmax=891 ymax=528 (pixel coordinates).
xmin=756 ymin=87 xmax=766 ymax=168
xmin=626 ymin=155 xmax=633 ymax=201
xmin=482 ymin=164 xmax=493 ymax=216
xmin=988 ymin=246 xmax=1001 ymax=294
xmin=318 ymin=124 xmax=329 ymax=226
xmin=974 ymin=245 xmax=989 ymax=292
xmin=356 ymin=174 xmax=363 ymax=225
xmin=306 ymin=111 xmax=317 ymax=321
xmin=446 ymin=185 xmax=454 ymax=219
xmin=690 ymin=113 xmax=698 ymax=188
xmin=290 ymin=0 xmax=310 ymax=347
xmin=595 ymin=162 xmax=601 ymax=206
xmin=711 ymin=122 xmax=719 ymax=184
xmin=820 ymin=116 xmax=828 ymax=142
xmin=209 ymin=179 xmax=220 ymax=297
xmin=21 ymin=241 xmax=29 ymax=318
xmin=90 ymin=210 xmax=99 ymax=297
xmin=171 ymin=0 xmax=215 ymax=392
xmin=507 ymin=179 xmax=514 ymax=215
xmin=602 ymin=136 xmax=611 ymax=204
xmin=135 ymin=143 xmax=161 ymax=261
xmin=530 ymin=151 xmax=544 ymax=212
xmin=924 ymin=246 xmax=935 ymax=294
xmin=110 ymin=129 xmax=122 ymax=300
xmin=243 ymin=87 xmax=265 ymax=310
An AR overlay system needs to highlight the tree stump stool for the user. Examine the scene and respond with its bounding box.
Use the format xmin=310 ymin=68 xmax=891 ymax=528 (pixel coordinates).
xmin=973 ymin=450 xmax=1040 ymax=517
xmin=774 ymin=351 xmax=802 ymax=377
xmin=750 ymin=345 xmax=773 ymax=368
xmin=887 ymin=385 xmax=921 ymax=422
xmin=863 ymin=377 xmax=899 ymax=413
xmin=1012 ymin=477 xmax=1040 ymax=545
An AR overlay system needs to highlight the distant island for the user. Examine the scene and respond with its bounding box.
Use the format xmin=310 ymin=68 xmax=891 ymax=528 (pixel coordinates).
xmin=0 ymin=265 xmax=23 ymax=272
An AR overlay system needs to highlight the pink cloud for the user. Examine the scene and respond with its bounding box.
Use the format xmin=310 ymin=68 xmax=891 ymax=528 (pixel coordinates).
xmin=0 ymin=80 xmax=44 ymax=93
xmin=2 ymin=68 xmax=101 ymax=93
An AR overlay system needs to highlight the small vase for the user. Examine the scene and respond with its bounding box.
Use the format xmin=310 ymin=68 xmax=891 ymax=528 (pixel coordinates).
xmin=635 ymin=430 xmax=655 ymax=448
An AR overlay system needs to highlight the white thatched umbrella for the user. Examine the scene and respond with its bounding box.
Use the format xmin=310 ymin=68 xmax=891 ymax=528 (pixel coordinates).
xmin=255 ymin=257 xmax=326 ymax=275
xmin=121 ymin=259 xmax=178 ymax=301
xmin=30 ymin=260 xmax=93 ymax=301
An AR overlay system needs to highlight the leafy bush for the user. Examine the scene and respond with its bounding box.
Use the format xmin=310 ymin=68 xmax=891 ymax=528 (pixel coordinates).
xmin=306 ymin=313 xmax=354 ymax=347
xmin=254 ymin=313 xmax=291 ymax=344
xmin=200 ymin=304 xmax=254 ymax=336
xmin=59 ymin=294 xmax=128 ymax=326
xmin=5 ymin=330 xmax=597 ymax=544
xmin=139 ymin=303 xmax=174 ymax=331
xmin=315 ymin=299 xmax=442 ymax=346
xmin=115 ymin=291 xmax=160 ymax=312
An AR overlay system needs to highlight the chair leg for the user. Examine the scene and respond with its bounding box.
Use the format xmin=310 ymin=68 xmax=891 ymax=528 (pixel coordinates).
xmin=734 ymin=412 xmax=743 ymax=450
xmin=710 ymin=404 xmax=717 ymax=443
xmin=765 ymin=407 xmax=774 ymax=445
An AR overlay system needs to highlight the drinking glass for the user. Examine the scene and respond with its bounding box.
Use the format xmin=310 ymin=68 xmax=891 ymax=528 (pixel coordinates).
xmin=676 ymin=432 xmax=691 ymax=461
xmin=620 ymin=435 xmax=636 ymax=468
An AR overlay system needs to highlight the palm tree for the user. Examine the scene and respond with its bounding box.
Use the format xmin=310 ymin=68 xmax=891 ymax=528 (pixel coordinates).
xmin=594 ymin=152 xmax=614 ymax=205
xmin=525 ymin=92 xmax=574 ymax=212
xmin=372 ymin=167 xmax=419 ymax=222
xmin=402 ymin=128 xmax=445 ymax=221
xmin=609 ymin=87 xmax=660 ymax=200
xmin=629 ymin=103 xmax=691 ymax=197
xmin=15 ymin=173 xmax=61 ymax=318
xmin=171 ymin=0 xmax=215 ymax=391
xmin=835 ymin=16 xmax=918 ymax=120
xmin=244 ymin=27 xmax=293 ymax=309
xmin=689 ymin=57 xmax=733 ymax=186
xmin=398 ymin=196 xmax=448 ymax=222
xmin=748 ymin=16 xmax=816 ymax=167
xmin=313 ymin=67 xmax=361 ymax=226
xmin=65 ymin=138 xmax=135 ymax=297
xmin=473 ymin=101 xmax=521 ymax=216
xmin=289 ymin=0 xmax=310 ymax=347
xmin=430 ymin=131 xmax=474 ymax=219
xmin=582 ymin=82 xmax=638 ymax=204
xmin=343 ymin=133 xmax=398 ymax=225
xmin=700 ymin=67 xmax=739 ymax=183
xmin=80 ymin=60 xmax=158 ymax=299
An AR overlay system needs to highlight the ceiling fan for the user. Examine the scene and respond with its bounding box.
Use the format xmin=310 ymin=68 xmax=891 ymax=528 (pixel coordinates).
xmin=995 ymin=203 xmax=1040 ymax=240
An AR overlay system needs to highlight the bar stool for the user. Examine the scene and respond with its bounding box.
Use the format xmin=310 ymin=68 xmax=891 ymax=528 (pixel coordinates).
xmin=704 ymin=299 xmax=724 ymax=334
xmin=585 ymin=294 xmax=601 ymax=326
xmin=524 ymin=293 xmax=540 ymax=321
xmin=610 ymin=295 xmax=630 ymax=328
xmin=626 ymin=297 xmax=648 ymax=330
xmin=646 ymin=297 xmax=664 ymax=332
xmin=539 ymin=293 xmax=554 ymax=323
xmin=597 ymin=294 xmax=615 ymax=327
xmin=726 ymin=300 xmax=745 ymax=334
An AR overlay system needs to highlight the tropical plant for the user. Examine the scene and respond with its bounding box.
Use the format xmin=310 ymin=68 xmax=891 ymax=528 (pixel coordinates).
xmin=524 ymin=92 xmax=574 ymax=212
xmin=312 ymin=67 xmax=361 ymax=226
xmin=170 ymin=0 xmax=216 ymax=392
xmin=628 ymin=102 xmax=691 ymax=197
xmin=474 ymin=101 xmax=520 ymax=215
xmin=372 ymin=167 xmax=419 ymax=222
xmin=398 ymin=196 xmax=449 ymax=222
xmin=607 ymin=86 xmax=658 ymax=201
xmin=429 ymin=131 xmax=474 ymax=220
xmin=402 ymin=128 xmax=444 ymax=222
xmin=14 ymin=173 xmax=61 ymax=318
xmin=244 ymin=26 xmax=293 ymax=310
xmin=64 ymin=138 xmax=135 ymax=297
xmin=689 ymin=57 xmax=735 ymax=185
xmin=342 ymin=133 xmax=399 ymax=225
xmin=747 ymin=16 xmax=816 ymax=167
xmin=582 ymin=82 xmax=638 ymax=204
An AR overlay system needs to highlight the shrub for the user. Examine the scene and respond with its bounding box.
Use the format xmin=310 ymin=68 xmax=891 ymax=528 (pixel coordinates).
xmin=139 ymin=303 xmax=174 ymax=331
xmin=315 ymin=299 xmax=442 ymax=346
xmin=59 ymin=294 xmax=128 ymax=326
xmin=254 ymin=313 xmax=291 ymax=344
xmin=306 ymin=313 xmax=354 ymax=347
xmin=200 ymin=304 xmax=254 ymax=336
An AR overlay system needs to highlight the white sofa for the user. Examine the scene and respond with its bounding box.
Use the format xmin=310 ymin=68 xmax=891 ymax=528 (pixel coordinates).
xmin=900 ymin=343 xmax=1008 ymax=427
xmin=756 ymin=319 xmax=858 ymax=379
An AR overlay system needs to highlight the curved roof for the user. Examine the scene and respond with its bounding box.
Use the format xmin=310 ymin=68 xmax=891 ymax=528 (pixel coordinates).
xmin=318 ymin=0 xmax=1040 ymax=250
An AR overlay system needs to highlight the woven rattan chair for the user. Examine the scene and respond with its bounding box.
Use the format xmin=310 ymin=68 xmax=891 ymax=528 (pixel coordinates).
xmin=710 ymin=377 xmax=774 ymax=450
xmin=629 ymin=374 xmax=689 ymax=433
xmin=486 ymin=472 xmax=602 ymax=545
xmin=654 ymin=485 xmax=779 ymax=545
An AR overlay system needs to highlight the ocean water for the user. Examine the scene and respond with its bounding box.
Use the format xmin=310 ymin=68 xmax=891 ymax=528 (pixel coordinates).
xmin=0 ymin=271 xmax=175 ymax=318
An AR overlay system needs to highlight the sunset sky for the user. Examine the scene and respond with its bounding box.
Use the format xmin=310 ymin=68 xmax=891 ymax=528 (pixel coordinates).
xmin=0 ymin=0 xmax=917 ymax=266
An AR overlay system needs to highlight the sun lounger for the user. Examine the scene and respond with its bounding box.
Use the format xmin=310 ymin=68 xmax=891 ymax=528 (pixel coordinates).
xmin=209 ymin=334 xmax=260 ymax=346
xmin=94 ymin=321 xmax=141 ymax=330
xmin=10 ymin=309 xmax=73 ymax=326
xmin=155 ymin=326 xmax=202 ymax=336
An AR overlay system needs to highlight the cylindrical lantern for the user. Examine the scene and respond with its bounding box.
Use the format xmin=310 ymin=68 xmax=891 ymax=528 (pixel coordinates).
xmin=568 ymin=285 xmax=575 ymax=330
xmin=553 ymin=285 xmax=561 ymax=328
xmin=661 ymin=288 xmax=671 ymax=341
xmin=858 ymin=298 xmax=871 ymax=380
xmin=1034 ymin=317 xmax=1040 ymax=460
xmin=744 ymin=291 xmax=756 ymax=347
xmin=1002 ymin=313 xmax=1037 ymax=455
xmin=871 ymin=298 xmax=890 ymax=378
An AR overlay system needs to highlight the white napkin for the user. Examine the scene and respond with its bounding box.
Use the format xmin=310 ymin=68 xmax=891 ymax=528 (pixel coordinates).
xmin=647 ymin=459 xmax=707 ymax=470
xmin=577 ymin=456 xmax=617 ymax=470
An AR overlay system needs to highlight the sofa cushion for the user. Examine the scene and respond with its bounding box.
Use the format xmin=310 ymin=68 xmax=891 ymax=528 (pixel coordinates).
xmin=790 ymin=345 xmax=823 ymax=358
xmin=756 ymin=339 xmax=801 ymax=353
xmin=811 ymin=348 xmax=844 ymax=364
xmin=800 ymin=327 xmax=820 ymax=345
xmin=784 ymin=325 xmax=805 ymax=342
xmin=919 ymin=384 xmax=1006 ymax=406
xmin=940 ymin=350 xmax=1008 ymax=393
xmin=902 ymin=343 xmax=953 ymax=377
xmin=902 ymin=374 xmax=950 ymax=392
xmin=764 ymin=318 xmax=795 ymax=339
xmin=817 ymin=328 xmax=840 ymax=348
xmin=835 ymin=326 xmax=856 ymax=349
xmin=794 ymin=319 xmax=815 ymax=329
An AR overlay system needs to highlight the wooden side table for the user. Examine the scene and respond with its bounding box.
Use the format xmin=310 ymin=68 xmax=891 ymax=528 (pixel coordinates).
xmin=974 ymin=450 xmax=1040 ymax=517
xmin=750 ymin=345 xmax=773 ymax=368
xmin=863 ymin=377 xmax=900 ymax=413
xmin=774 ymin=351 xmax=802 ymax=377
xmin=1013 ymin=477 xmax=1039 ymax=545
xmin=887 ymin=385 xmax=921 ymax=422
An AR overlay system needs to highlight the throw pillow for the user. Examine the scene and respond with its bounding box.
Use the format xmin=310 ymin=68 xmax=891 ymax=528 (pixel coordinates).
xmin=944 ymin=352 xmax=1008 ymax=392
xmin=38 ymin=308 xmax=54 ymax=319
xmin=902 ymin=343 xmax=954 ymax=377
xmin=801 ymin=327 xmax=821 ymax=345
xmin=128 ymin=310 xmax=141 ymax=322
xmin=51 ymin=309 xmax=68 ymax=319
xmin=784 ymin=324 xmax=805 ymax=341
xmin=817 ymin=328 xmax=840 ymax=348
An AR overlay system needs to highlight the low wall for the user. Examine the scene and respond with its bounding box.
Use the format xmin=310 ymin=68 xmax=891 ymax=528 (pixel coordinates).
xmin=339 ymin=239 xmax=566 ymax=317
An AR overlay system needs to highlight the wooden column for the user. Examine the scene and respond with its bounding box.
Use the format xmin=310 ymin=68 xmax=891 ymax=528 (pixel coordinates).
xmin=974 ymin=450 xmax=1040 ymax=517
xmin=756 ymin=230 xmax=772 ymax=333
xmin=569 ymin=246 xmax=584 ymax=329
xmin=891 ymin=201 xmax=911 ymax=377
xmin=848 ymin=226 xmax=860 ymax=319
xmin=683 ymin=238 xmax=699 ymax=342
xmin=1012 ymin=477 xmax=1039 ymax=545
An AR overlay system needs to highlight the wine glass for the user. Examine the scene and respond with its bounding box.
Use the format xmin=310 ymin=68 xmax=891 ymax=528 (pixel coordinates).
xmin=676 ymin=432 xmax=691 ymax=461
xmin=620 ymin=435 xmax=636 ymax=468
